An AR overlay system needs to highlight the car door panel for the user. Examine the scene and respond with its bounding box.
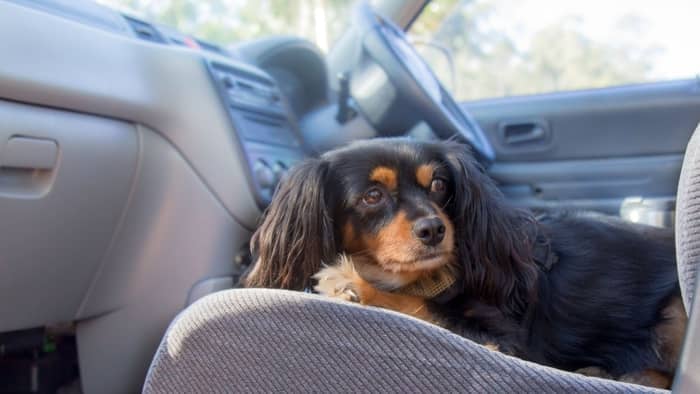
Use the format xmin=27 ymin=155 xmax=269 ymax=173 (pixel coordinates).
xmin=462 ymin=79 xmax=700 ymax=214
xmin=489 ymin=154 xmax=682 ymax=214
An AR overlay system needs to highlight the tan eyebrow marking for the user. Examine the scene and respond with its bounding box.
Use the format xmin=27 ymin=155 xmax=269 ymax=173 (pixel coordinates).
xmin=370 ymin=166 xmax=398 ymax=190
xmin=416 ymin=164 xmax=434 ymax=188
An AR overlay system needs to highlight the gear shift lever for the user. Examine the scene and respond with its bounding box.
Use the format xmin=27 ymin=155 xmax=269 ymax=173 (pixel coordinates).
xmin=336 ymin=72 xmax=356 ymax=124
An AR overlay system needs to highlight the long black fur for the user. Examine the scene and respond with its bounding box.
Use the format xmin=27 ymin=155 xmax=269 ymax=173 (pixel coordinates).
xmin=246 ymin=159 xmax=337 ymax=290
xmin=524 ymin=212 xmax=677 ymax=374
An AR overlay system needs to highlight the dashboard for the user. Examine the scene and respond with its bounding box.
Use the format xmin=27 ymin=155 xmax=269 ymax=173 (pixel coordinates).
xmin=207 ymin=61 xmax=306 ymax=205
xmin=6 ymin=0 xmax=331 ymax=207
xmin=236 ymin=37 xmax=330 ymax=117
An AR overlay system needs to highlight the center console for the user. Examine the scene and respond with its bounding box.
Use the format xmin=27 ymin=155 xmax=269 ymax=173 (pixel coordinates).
xmin=207 ymin=60 xmax=307 ymax=207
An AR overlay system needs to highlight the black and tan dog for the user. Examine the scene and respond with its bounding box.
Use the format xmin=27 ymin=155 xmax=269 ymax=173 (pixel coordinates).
xmin=243 ymin=139 xmax=686 ymax=388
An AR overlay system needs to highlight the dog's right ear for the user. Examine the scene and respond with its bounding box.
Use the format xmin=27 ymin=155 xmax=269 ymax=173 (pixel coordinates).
xmin=243 ymin=158 xmax=336 ymax=290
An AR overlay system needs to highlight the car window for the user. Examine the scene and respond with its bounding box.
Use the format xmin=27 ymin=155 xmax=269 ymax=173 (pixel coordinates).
xmin=97 ymin=0 xmax=354 ymax=52
xmin=410 ymin=0 xmax=700 ymax=101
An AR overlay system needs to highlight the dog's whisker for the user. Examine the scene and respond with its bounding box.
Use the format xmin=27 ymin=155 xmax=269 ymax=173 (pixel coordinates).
xmin=442 ymin=195 xmax=454 ymax=210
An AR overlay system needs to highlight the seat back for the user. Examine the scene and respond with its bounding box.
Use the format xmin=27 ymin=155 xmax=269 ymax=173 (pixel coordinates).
xmin=143 ymin=288 xmax=662 ymax=393
xmin=673 ymin=124 xmax=700 ymax=393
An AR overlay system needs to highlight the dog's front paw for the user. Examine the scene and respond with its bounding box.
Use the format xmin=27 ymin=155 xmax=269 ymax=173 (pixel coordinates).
xmin=575 ymin=366 xmax=612 ymax=379
xmin=313 ymin=255 xmax=362 ymax=302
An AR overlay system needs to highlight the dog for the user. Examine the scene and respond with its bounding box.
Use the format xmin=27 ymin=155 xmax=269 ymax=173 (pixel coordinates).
xmin=243 ymin=138 xmax=686 ymax=388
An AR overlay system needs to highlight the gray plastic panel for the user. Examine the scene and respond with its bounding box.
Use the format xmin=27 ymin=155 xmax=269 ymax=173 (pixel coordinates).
xmin=463 ymin=80 xmax=700 ymax=214
xmin=463 ymin=79 xmax=700 ymax=162
xmin=187 ymin=277 xmax=235 ymax=305
xmin=76 ymin=126 xmax=251 ymax=394
xmin=0 ymin=1 xmax=261 ymax=229
xmin=1 ymin=136 xmax=58 ymax=170
xmin=298 ymin=104 xmax=377 ymax=154
xmin=489 ymin=155 xmax=683 ymax=214
xmin=0 ymin=100 xmax=137 ymax=332
xmin=6 ymin=0 xmax=131 ymax=34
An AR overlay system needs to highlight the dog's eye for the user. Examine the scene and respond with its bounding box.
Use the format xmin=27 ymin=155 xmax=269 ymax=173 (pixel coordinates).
xmin=430 ymin=178 xmax=447 ymax=193
xmin=362 ymin=188 xmax=384 ymax=205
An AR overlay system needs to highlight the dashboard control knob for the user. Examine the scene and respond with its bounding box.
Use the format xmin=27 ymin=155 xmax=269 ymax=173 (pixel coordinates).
xmin=221 ymin=74 xmax=235 ymax=89
xmin=272 ymin=161 xmax=287 ymax=183
xmin=254 ymin=160 xmax=276 ymax=189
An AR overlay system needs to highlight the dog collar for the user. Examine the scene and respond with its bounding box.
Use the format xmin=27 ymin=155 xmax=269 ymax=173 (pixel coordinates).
xmin=352 ymin=256 xmax=462 ymax=303
xmin=392 ymin=263 xmax=463 ymax=303
xmin=395 ymin=265 xmax=459 ymax=300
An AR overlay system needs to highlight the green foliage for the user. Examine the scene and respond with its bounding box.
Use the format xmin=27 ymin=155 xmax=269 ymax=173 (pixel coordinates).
xmin=412 ymin=0 xmax=659 ymax=100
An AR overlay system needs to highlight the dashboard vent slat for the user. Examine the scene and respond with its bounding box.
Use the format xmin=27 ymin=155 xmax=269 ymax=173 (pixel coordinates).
xmin=124 ymin=16 xmax=165 ymax=43
xmin=195 ymin=39 xmax=225 ymax=55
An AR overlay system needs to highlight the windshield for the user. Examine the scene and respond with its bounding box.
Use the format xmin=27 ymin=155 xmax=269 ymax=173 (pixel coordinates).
xmin=97 ymin=0 xmax=355 ymax=52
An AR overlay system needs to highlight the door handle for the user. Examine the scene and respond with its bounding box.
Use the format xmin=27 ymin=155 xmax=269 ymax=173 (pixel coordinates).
xmin=501 ymin=122 xmax=547 ymax=145
xmin=0 ymin=137 xmax=59 ymax=198
xmin=1 ymin=137 xmax=58 ymax=170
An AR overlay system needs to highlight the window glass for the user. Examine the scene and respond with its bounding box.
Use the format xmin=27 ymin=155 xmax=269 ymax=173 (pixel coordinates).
xmin=410 ymin=0 xmax=700 ymax=100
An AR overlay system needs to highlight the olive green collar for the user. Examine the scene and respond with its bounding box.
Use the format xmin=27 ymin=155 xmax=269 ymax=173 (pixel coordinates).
xmin=351 ymin=255 xmax=461 ymax=302
xmin=394 ymin=264 xmax=459 ymax=299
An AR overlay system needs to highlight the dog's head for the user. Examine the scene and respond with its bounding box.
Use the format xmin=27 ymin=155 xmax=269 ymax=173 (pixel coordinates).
xmin=245 ymin=139 xmax=536 ymax=310
xmin=327 ymin=140 xmax=460 ymax=291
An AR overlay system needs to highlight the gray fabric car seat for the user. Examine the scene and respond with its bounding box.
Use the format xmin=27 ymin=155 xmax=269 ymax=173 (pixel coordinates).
xmin=676 ymin=123 xmax=700 ymax=312
xmin=143 ymin=124 xmax=700 ymax=393
xmin=672 ymin=123 xmax=700 ymax=393
xmin=143 ymin=289 xmax=665 ymax=393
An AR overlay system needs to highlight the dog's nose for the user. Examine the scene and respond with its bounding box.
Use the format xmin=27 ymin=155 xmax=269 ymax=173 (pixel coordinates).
xmin=412 ymin=217 xmax=446 ymax=246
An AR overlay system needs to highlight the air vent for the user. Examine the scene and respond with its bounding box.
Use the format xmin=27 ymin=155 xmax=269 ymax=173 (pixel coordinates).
xmin=226 ymin=68 xmax=274 ymax=88
xmin=168 ymin=37 xmax=186 ymax=47
xmin=211 ymin=62 xmax=285 ymax=117
xmin=167 ymin=35 xmax=198 ymax=49
xmin=124 ymin=16 xmax=165 ymax=43
xmin=196 ymin=39 xmax=225 ymax=55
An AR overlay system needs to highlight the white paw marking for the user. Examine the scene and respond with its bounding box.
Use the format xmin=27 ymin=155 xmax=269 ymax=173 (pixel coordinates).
xmin=313 ymin=255 xmax=361 ymax=302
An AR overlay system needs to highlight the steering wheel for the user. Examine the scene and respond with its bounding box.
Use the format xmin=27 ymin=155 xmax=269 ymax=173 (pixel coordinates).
xmin=349 ymin=3 xmax=495 ymax=162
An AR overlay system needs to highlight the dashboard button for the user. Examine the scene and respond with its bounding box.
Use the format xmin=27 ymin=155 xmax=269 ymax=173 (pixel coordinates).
xmin=253 ymin=160 xmax=276 ymax=189
xmin=221 ymin=74 xmax=235 ymax=89
xmin=272 ymin=161 xmax=287 ymax=184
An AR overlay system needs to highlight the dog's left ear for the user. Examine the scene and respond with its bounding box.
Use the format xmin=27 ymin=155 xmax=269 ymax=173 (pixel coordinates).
xmin=243 ymin=158 xmax=337 ymax=290
xmin=442 ymin=142 xmax=538 ymax=313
